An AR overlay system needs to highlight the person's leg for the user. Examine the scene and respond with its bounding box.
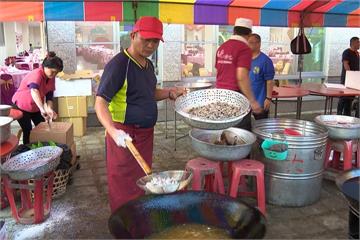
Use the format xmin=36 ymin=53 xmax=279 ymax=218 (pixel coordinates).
xmin=343 ymin=98 xmax=353 ymax=116
xmin=253 ymin=110 xmax=269 ymax=120
xmin=17 ymin=111 xmax=32 ymax=144
xmin=30 ymin=111 xmax=44 ymax=126
xmin=337 ymin=97 xmax=345 ymax=115
xmin=235 ymin=111 xmax=252 ymax=131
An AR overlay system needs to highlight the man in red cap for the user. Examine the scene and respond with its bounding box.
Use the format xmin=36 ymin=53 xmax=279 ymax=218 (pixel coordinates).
xmin=95 ymin=16 xmax=184 ymax=212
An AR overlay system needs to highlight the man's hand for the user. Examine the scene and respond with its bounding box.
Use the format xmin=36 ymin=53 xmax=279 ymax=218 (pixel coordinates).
xmin=263 ymin=98 xmax=272 ymax=111
xmin=169 ymin=87 xmax=187 ymax=100
xmin=111 ymin=129 xmax=133 ymax=148
xmin=250 ymin=100 xmax=262 ymax=114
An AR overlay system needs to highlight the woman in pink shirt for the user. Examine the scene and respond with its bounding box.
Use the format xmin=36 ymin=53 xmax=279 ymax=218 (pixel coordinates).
xmin=12 ymin=52 xmax=63 ymax=144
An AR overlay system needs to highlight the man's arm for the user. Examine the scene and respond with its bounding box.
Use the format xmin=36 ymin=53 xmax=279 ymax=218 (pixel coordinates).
xmin=155 ymin=88 xmax=185 ymax=101
xmin=236 ymin=67 xmax=262 ymax=113
xmin=264 ymin=80 xmax=274 ymax=111
xmin=343 ymin=60 xmax=350 ymax=71
xmin=94 ymin=95 xmax=132 ymax=149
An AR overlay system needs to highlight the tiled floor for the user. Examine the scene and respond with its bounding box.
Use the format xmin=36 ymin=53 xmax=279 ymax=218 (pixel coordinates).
xmin=1 ymin=120 xmax=351 ymax=239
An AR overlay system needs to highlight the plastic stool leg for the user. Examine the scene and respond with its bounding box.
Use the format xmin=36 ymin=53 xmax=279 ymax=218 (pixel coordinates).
xmin=191 ymin=170 xmax=202 ymax=191
xmin=45 ymin=173 xmax=55 ymax=212
xmin=256 ymin=172 xmax=266 ymax=215
xmin=343 ymin=141 xmax=353 ymax=171
xmin=324 ymin=142 xmax=332 ymax=168
xmin=214 ymin=168 xmax=225 ymax=194
xmin=3 ymin=178 xmax=20 ymax=222
xmin=34 ymin=179 xmax=44 ymax=223
xmin=229 ymin=170 xmax=241 ymax=198
xmin=332 ymin=151 xmax=341 ymax=170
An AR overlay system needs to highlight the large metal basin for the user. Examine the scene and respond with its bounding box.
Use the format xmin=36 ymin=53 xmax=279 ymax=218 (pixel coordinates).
xmin=190 ymin=128 xmax=256 ymax=161
xmin=0 ymin=116 xmax=13 ymax=144
xmin=109 ymin=191 xmax=266 ymax=239
xmin=252 ymin=118 xmax=328 ymax=207
xmin=314 ymin=115 xmax=360 ymax=140
xmin=175 ymin=81 xmax=213 ymax=92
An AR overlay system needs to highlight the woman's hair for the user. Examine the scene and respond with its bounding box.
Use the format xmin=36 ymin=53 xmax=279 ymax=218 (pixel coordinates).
xmin=42 ymin=51 xmax=64 ymax=71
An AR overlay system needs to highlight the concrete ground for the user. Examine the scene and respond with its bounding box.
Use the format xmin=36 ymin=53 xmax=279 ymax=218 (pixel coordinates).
xmin=1 ymin=113 xmax=352 ymax=239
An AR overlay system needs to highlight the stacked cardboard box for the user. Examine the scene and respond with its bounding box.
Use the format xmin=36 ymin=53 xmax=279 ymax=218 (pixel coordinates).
xmin=30 ymin=122 xmax=77 ymax=167
xmin=58 ymin=96 xmax=87 ymax=137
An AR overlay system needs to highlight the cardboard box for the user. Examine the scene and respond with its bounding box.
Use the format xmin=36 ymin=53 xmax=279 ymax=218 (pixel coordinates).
xmin=60 ymin=117 xmax=87 ymax=137
xmin=58 ymin=96 xmax=88 ymax=118
xmin=30 ymin=122 xmax=74 ymax=146
xmin=54 ymin=77 xmax=92 ymax=97
xmin=87 ymin=95 xmax=95 ymax=108
xmin=345 ymin=71 xmax=360 ymax=90
xmin=70 ymin=142 xmax=77 ymax=166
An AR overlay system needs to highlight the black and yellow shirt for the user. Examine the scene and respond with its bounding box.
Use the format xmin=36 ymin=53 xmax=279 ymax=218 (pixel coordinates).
xmin=97 ymin=49 xmax=158 ymax=128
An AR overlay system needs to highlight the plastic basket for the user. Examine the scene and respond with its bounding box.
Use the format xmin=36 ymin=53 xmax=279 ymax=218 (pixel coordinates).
xmin=261 ymin=139 xmax=288 ymax=161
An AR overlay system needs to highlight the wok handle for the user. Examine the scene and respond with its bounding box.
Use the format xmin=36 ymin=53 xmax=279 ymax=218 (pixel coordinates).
xmin=125 ymin=140 xmax=152 ymax=175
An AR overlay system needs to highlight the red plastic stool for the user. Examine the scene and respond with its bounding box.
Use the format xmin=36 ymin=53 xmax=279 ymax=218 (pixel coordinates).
xmin=1 ymin=134 xmax=19 ymax=209
xmin=3 ymin=171 xmax=55 ymax=224
xmin=229 ymin=159 xmax=266 ymax=215
xmin=324 ymin=139 xmax=359 ymax=171
xmin=185 ymin=157 xmax=225 ymax=194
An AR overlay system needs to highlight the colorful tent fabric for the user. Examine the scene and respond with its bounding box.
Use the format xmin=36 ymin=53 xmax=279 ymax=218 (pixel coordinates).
xmin=0 ymin=0 xmax=359 ymax=27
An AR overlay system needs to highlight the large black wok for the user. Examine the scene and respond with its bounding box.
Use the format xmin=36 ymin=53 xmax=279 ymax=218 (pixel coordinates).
xmin=336 ymin=169 xmax=359 ymax=239
xmin=109 ymin=191 xmax=266 ymax=239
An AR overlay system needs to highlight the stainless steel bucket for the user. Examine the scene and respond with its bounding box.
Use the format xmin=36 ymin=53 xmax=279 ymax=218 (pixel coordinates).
xmin=252 ymin=118 xmax=328 ymax=207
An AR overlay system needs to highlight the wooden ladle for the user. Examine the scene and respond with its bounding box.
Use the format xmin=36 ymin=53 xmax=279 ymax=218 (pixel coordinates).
xmin=125 ymin=140 xmax=152 ymax=176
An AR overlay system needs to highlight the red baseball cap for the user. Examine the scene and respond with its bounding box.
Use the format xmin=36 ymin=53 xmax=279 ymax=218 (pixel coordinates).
xmin=132 ymin=16 xmax=164 ymax=42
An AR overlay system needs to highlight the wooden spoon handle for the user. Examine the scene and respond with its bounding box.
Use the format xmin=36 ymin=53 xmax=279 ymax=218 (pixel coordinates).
xmin=125 ymin=140 xmax=152 ymax=175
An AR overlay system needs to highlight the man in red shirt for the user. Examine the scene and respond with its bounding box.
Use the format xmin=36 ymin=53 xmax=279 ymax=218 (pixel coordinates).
xmin=215 ymin=18 xmax=261 ymax=131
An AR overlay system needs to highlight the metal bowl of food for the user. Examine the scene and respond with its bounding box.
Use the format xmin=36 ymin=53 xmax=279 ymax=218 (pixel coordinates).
xmin=1 ymin=146 xmax=63 ymax=180
xmin=175 ymin=89 xmax=250 ymax=130
xmin=314 ymin=115 xmax=360 ymax=140
xmin=0 ymin=116 xmax=13 ymax=144
xmin=0 ymin=105 xmax=12 ymax=116
xmin=190 ymin=128 xmax=256 ymax=161
xmin=136 ymin=170 xmax=192 ymax=194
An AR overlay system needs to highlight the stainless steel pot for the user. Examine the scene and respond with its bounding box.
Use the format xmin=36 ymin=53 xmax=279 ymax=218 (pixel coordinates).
xmin=0 ymin=105 xmax=12 ymax=116
xmin=314 ymin=115 xmax=360 ymax=140
xmin=252 ymin=118 xmax=328 ymax=207
xmin=189 ymin=128 xmax=256 ymax=161
xmin=0 ymin=116 xmax=13 ymax=144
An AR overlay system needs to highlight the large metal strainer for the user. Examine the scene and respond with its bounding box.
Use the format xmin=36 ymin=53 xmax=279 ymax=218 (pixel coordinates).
xmin=1 ymin=146 xmax=63 ymax=180
xmin=174 ymin=88 xmax=250 ymax=130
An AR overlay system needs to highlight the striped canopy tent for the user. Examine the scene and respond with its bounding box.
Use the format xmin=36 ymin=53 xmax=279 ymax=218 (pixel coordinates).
xmin=0 ymin=0 xmax=359 ymax=27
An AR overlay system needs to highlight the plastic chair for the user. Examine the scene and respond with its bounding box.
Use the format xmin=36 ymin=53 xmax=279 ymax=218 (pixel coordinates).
xmin=33 ymin=63 xmax=40 ymax=69
xmin=229 ymin=159 xmax=266 ymax=215
xmin=0 ymin=74 xmax=16 ymax=105
xmin=19 ymin=64 xmax=30 ymax=70
xmin=185 ymin=157 xmax=225 ymax=194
